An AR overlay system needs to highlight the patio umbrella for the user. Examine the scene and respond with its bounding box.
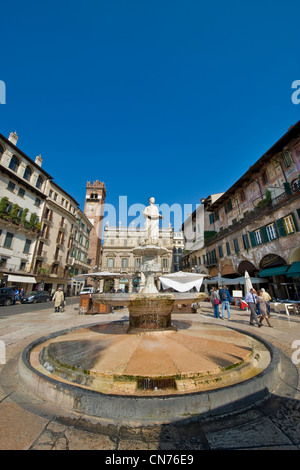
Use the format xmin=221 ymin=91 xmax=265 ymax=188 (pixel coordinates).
xmin=244 ymin=271 xmax=253 ymax=293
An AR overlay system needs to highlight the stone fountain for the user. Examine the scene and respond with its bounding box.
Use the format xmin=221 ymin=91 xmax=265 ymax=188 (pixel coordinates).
xmin=92 ymin=197 xmax=206 ymax=329
xmin=17 ymin=197 xmax=281 ymax=425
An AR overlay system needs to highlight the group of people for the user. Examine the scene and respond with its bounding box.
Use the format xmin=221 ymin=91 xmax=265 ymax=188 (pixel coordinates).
xmin=13 ymin=288 xmax=24 ymax=304
xmin=211 ymin=285 xmax=273 ymax=327
xmin=211 ymin=286 xmax=232 ymax=320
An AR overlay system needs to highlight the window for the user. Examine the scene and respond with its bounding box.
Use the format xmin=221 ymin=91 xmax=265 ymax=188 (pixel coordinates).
xmin=34 ymin=197 xmax=41 ymax=207
xmin=36 ymin=175 xmax=44 ymax=189
xmin=218 ymin=245 xmax=224 ymax=258
xmin=0 ymin=144 xmax=4 ymax=158
xmin=122 ymin=258 xmax=128 ymax=268
xmin=108 ymin=258 xmax=114 ymax=268
xmin=209 ymin=213 xmax=214 ymax=224
xmin=240 ymin=190 xmax=246 ymax=202
xmin=281 ymin=150 xmax=293 ymax=169
xmin=136 ymin=258 xmax=141 ymax=268
xmin=162 ymin=258 xmax=169 ymax=268
xmin=23 ymin=166 xmax=32 ymax=181
xmin=4 ymin=232 xmax=14 ymax=248
xmin=8 ymin=155 xmax=20 ymax=172
xmin=226 ymin=241 xmax=231 ymax=255
xmin=242 ymin=234 xmax=250 ymax=250
xmin=262 ymin=171 xmax=268 ymax=185
xmin=254 ymin=230 xmax=262 ymax=245
xmin=49 ymin=189 xmax=53 ymax=198
xmin=23 ymin=239 xmax=31 ymax=253
xmin=7 ymin=181 xmax=15 ymax=191
xmin=20 ymin=261 xmax=26 ymax=271
xmin=51 ymin=264 xmax=58 ymax=274
xmin=18 ymin=187 xmax=25 ymax=198
xmin=266 ymin=223 xmax=277 ymax=241
xmin=283 ymin=215 xmax=296 ymax=234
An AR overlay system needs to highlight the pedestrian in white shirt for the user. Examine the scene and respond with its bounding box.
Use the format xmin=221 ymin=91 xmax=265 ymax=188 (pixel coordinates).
xmin=244 ymin=288 xmax=261 ymax=327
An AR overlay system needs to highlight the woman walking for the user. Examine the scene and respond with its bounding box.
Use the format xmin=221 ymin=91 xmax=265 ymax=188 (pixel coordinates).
xmin=257 ymin=291 xmax=273 ymax=327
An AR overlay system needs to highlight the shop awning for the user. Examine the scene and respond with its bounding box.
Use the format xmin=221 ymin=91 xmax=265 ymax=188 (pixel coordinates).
xmin=258 ymin=266 xmax=289 ymax=277
xmin=286 ymin=262 xmax=300 ymax=278
xmin=7 ymin=275 xmax=37 ymax=284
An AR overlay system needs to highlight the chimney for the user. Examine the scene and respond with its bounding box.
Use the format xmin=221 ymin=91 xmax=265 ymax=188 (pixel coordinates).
xmin=8 ymin=131 xmax=18 ymax=146
xmin=35 ymin=155 xmax=43 ymax=167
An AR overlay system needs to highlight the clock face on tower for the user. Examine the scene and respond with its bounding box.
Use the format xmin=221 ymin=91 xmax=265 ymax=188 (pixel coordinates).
xmin=86 ymin=202 xmax=97 ymax=213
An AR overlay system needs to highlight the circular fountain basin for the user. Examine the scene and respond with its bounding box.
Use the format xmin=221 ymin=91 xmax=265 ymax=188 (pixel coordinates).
xmin=18 ymin=320 xmax=281 ymax=424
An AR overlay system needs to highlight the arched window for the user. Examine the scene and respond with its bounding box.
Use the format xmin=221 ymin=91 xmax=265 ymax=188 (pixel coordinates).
xmin=8 ymin=155 xmax=20 ymax=172
xmin=23 ymin=165 xmax=32 ymax=181
xmin=36 ymin=175 xmax=44 ymax=189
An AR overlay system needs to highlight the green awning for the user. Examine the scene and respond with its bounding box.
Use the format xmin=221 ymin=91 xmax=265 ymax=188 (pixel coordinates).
xmin=286 ymin=262 xmax=300 ymax=278
xmin=259 ymin=266 xmax=289 ymax=277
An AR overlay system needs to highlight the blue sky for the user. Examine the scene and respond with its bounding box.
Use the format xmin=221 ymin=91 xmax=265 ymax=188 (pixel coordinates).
xmin=1 ymin=0 xmax=300 ymax=229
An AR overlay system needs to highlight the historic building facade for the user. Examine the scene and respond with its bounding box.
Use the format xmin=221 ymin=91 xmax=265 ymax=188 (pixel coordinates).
xmin=202 ymin=121 xmax=300 ymax=300
xmin=181 ymin=193 xmax=224 ymax=275
xmin=0 ymin=131 xmax=51 ymax=291
xmin=33 ymin=180 xmax=93 ymax=295
xmin=0 ymin=131 xmax=94 ymax=295
xmin=100 ymin=224 xmax=181 ymax=292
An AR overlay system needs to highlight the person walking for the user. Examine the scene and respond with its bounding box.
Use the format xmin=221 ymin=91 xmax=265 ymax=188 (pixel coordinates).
xmin=257 ymin=290 xmax=273 ymax=327
xmin=219 ymin=285 xmax=231 ymax=320
xmin=261 ymin=288 xmax=271 ymax=316
xmin=52 ymin=287 xmax=64 ymax=313
xmin=245 ymin=288 xmax=261 ymax=327
xmin=211 ymin=287 xmax=220 ymax=318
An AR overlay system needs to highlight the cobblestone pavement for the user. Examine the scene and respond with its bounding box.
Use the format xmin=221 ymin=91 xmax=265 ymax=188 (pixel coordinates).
xmin=0 ymin=299 xmax=299 ymax=450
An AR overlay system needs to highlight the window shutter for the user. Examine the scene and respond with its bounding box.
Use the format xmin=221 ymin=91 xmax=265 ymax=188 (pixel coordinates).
xmin=276 ymin=218 xmax=287 ymax=237
xmin=249 ymin=232 xmax=257 ymax=247
xmin=260 ymin=226 xmax=269 ymax=243
xmin=292 ymin=213 xmax=299 ymax=232
xmin=233 ymin=238 xmax=239 ymax=253
xmin=284 ymin=182 xmax=292 ymax=195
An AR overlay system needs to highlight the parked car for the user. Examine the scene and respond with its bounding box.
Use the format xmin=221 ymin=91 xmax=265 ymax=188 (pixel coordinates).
xmin=79 ymin=287 xmax=95 ymax=295
xmin=0 ymin=287 xmax=16 ymax=306
xmin=21 ymin=290 xmax=51 ymax=304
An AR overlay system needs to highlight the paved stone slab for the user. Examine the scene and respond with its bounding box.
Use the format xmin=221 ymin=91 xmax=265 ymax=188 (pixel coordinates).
xmin=31 ymin=421 xmax=117 ymax=450
xmin=0 ymin=401 xmax=48 ymax=450
xmin=205 ymin=416 xmax=294 ymax=449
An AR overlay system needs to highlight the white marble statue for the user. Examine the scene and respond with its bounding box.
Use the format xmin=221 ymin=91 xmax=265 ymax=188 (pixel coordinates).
xmin=143 ymin=197 xmax=162 ymax=243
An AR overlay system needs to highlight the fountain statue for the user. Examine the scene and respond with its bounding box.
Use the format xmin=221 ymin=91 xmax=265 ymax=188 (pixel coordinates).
xmin=92 ymin=196 xmax=207 ymax=328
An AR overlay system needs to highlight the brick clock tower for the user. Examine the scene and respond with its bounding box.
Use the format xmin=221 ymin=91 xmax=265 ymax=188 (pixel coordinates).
xmin=84 ymin=180 xmax=106 ymax=270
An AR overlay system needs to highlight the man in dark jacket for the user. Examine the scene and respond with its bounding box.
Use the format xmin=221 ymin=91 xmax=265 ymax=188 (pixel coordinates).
xmin=219 ymin=286 xmax=231 ymax=320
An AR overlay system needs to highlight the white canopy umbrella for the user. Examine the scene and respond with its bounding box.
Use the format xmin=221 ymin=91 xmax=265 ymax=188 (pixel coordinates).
xmin=159 ymin=271 xmax=207 ymax=293
xmin=244 ymin=271 xmax=253 ymax=293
